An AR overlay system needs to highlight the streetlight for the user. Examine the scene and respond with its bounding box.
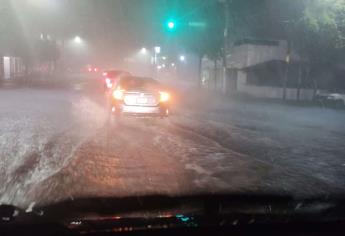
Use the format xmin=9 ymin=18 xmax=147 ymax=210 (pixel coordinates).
xmin=154 ymin=46 xmax=161 ymax=54
xmin=140 ymin=47 xmax=147 ymax=54
xmin=179 ymin=55 xmax=186 ymax=62
xmin=154 ymin=46 xmax=161 ymax=65
xmin=74 ymin=36 xmax=82 ymax=44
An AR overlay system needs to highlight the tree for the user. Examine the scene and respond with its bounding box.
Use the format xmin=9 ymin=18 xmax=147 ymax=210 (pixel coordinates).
xmin=285 ymin=0 xmax=345 ymax=95
xmin=291 ymin=0 xmax=345 ymax=61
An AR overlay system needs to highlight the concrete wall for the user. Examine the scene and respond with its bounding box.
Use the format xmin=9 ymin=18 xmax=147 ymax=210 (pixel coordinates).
xmin=201 ymin=40 xmax=305 ymax=97
xmin=201 ymin=56 xmax=224 ymax=91
xmin=237 ymin=71 xmax=314 ymax=101
xmin=228 ymin=41 xmax=289 ymax=69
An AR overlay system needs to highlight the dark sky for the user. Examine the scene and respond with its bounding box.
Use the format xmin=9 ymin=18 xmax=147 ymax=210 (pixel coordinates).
xmin=5 ymin=0 xmax=300 ymax=51
xmin=5 ymin=0 xmax=291 ymax=66
xmin=65 ymin=0 xmax=221 ymax=52
xmin=0 ymin=0 xmax=223 ymax=67
xmin=26 ymin=0 xmax=221 ymax=64
xmin=64 ymin=0 xmax=223 ymax=65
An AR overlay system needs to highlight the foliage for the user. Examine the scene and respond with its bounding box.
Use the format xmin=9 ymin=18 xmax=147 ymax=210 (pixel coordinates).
xmin=275 ymin=0 xmax=345 ymax=64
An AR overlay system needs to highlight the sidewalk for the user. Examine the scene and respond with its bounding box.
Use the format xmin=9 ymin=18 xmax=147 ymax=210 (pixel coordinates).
xmin=180 ymin=88 xmax=345 ymax=112
xmin=0 ymin=78 xmax=27 ymax=89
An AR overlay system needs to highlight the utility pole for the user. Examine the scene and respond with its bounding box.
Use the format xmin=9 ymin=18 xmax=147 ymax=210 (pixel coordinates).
xmin=282 ymin=39 xmax=291 ymax=100
xmin=0 ymin=4 xmax=9 ymax=82
xmin=219 ymin=0 xmax=230 ymax=94
xmin=282 ymin=20 xmax=294 ymax=101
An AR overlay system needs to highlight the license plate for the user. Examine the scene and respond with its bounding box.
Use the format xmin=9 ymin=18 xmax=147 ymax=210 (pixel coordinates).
xmin=137 ymin=97 xmax=148 ymax=104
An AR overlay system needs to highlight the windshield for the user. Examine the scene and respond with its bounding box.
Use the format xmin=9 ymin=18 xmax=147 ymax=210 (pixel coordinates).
xmin=1 ymin=0 xmax=345 ymax=215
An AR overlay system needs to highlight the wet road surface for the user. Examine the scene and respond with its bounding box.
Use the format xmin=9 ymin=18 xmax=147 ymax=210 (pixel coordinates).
xmin=1 ymin=75 xmax=345 ymax=207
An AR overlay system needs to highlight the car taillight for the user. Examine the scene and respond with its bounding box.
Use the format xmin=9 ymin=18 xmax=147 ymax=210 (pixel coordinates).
xmin=159 ymin=91 xmax=170 ymax=102
xmin=113 ymin=89 xmax=125 ymax=100
xmin=105 ymin=78 xmax=113 ymax=88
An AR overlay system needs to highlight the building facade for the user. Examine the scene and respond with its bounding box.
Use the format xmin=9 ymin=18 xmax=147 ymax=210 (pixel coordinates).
xmin=202 ymin=39 xmax=314 ymax=101
xmin=0 ymin=56 xmax=25 ymax=81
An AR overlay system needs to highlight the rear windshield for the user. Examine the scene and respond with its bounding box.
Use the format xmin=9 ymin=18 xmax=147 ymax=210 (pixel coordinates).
xmin=106 ymin=71 xmax=128 ymax=78
xmin=119 ymin=77 xmax=159 ymax=90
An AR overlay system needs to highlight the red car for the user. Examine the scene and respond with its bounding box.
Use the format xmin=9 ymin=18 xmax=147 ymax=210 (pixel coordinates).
xmin=87 ymin=66 xmax=100 ymax=73
xmin=102 ymin=70 xmax=131 ymax=90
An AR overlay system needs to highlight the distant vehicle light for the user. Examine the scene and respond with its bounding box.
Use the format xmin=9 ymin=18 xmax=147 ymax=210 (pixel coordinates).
xmin=113 ymin=89 xmax=125 ymax=100
xmin=154 ymin=46 xmax=161 ymax=54
xmin=94 ymin=68 xmax=98 ymax=72
xmin=105 ymin=78 xmax=113 ymax=88
xmin=159 ymin=91 xmax=170 ymax=102
xmin=88 ymin=68 xmax=92 ymax=72
xmin=102 ymin=72 xmax=108 ymax=76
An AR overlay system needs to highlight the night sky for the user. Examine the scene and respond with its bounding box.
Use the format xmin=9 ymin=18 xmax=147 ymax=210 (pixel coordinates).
xmin=2 ymin=0 xmax=289 ymax=66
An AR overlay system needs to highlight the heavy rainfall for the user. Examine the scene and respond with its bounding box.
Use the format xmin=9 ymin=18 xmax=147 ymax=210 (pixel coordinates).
xmin=0 ymin=0 xmax=345 ymax=209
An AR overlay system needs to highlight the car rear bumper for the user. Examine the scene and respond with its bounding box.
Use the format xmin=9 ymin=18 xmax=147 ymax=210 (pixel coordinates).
xmin=122 ymin=105 xmax=161 ymax=114
xmin=112 ymin=103 xmax=169 ymax=117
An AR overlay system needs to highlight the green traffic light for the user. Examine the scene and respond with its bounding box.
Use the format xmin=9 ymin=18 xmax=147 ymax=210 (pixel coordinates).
xmin=167 ymin=21 xmax=175 ymax=29
xmin=166 ymin=19 xmax=176 ymax=31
